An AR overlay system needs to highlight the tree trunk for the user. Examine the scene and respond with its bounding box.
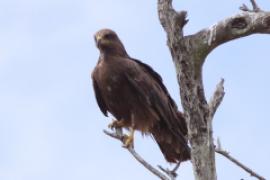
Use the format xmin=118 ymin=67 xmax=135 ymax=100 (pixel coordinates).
xmin=157 ymin=0 xmax=270 ymax=179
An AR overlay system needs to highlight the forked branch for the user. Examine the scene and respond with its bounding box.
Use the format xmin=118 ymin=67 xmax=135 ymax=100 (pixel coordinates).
xmin=157 ymin=162 xmax=181 ymax=180
xmin=240 ymin=0 xmax=261 ymax=12
xmin=191 ymin=1 xmax=270 ymax=63
xmin=158 ymin=0 xmax=188 ymax=41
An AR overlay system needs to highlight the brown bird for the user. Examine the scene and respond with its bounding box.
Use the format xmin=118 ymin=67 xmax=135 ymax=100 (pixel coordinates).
xmin=91 ymin=29 xmax=190 ymax=163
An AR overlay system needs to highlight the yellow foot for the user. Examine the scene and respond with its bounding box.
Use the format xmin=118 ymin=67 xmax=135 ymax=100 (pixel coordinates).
xmin=122 ymin=128 xmax=135 ymax=148
xmin=108 ymin=119 xmax=125 ymax=129
xmin=123 ymin=135 xmax=134 ymax=148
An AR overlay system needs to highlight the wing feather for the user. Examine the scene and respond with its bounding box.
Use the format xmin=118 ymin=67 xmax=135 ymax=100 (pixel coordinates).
xmin=131 ymin=58 xmax=178 ymax=108
xmin=124 ymin=59 xmax=188 ymax=147
xmin=92 ymin=73 xmax=108 ymax=116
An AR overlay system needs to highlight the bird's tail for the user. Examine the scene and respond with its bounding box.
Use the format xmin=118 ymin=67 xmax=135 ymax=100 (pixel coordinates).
xmin=152 ymin=113 xmax=190 ymax=163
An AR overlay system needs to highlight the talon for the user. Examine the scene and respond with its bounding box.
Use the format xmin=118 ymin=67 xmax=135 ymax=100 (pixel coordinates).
xmin=122 ymin=128 xmax=135 ymax=148
xmin=108 ymin=119 xmax=125 ymax=129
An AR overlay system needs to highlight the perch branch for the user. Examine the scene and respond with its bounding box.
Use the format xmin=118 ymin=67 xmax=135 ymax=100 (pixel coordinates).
xmin=103 ymin=129 xmax=170 ymax=180
xmin=215 ymin=139 xmax=266 ymax=180
xmin=208 ymin=78 xmax=225 ymax=120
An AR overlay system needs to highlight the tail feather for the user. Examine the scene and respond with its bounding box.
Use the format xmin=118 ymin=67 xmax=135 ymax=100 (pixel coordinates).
xmin=152 ymin=128 xmax=190 ymax=163
xmin=152 ymin=112 xmax=190 ymax=163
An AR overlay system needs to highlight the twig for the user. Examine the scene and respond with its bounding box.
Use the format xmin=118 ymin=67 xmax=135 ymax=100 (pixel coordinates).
xmin=157 ymin=161 xmax=180 ymax=180
xmin=103 ymin=129 xmax=170 ymax=180
xmin=208 ymin=78 xmax=225 ymax=120
xmin=250 ymin=0 xmax=261 ymax=12
xmin=172 ymin=161 xmax=181 ymax=173
xmin=240 ymin=0 xmax=261 ymax=12
xmin=215 ymin=140 xmax=266 ymax=180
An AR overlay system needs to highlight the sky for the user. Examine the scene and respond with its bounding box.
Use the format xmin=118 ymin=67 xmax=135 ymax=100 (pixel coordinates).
xmin=0 ymin=0 xmax=269 ymax=179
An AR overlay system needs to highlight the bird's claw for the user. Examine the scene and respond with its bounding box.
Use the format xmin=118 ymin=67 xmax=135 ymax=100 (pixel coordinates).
xmin=108 ymin=119 xmax=125 ymax=129
xmin=122 ymin=134 xmax=134 ymax=148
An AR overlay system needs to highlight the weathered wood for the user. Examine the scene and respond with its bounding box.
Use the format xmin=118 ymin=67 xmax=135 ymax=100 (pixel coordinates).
xmin=157 ymin=0 xmax=269 ymax=180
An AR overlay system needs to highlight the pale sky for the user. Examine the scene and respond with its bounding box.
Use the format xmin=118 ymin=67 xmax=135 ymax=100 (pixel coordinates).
xmin=0 ymin=0 xmax=269 ymax=179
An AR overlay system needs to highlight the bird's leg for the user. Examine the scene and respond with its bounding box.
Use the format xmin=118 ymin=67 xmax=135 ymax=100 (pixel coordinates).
xmin=123 ymin=114 xmax=135 ymax=148
xmin=108 ymin=119 xmax=125 ymax=129
xmin=123 ymin=127 xmax=135 ymax=148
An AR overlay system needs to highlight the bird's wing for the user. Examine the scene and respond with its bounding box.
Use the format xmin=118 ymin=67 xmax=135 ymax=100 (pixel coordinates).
xmin=130 ymin=58 xmax=178 ymax=109
xmin=125 ymin=58 xmax=188 ymax=146
xmin=92 ymin=71 xmax=108 ymax=116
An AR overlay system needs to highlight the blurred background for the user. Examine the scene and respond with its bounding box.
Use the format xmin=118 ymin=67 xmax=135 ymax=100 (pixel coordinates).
xmin=0 ymin=0 xmax=269 ymax=179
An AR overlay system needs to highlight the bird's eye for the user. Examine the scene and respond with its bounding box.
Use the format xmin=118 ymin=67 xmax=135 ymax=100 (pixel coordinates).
xmin=104 ymin=34 xmax=114 ymax=39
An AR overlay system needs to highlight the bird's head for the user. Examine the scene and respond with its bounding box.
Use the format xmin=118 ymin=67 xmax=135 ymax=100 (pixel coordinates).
xmin=94 ymin=29 xmax=128 ymax=56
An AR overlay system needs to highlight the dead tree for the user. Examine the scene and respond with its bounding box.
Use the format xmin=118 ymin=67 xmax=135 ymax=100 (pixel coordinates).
xmin=157 ymin=0 xmax=268 ymax=179
xmin=105 ymin=0 xmax=269 ymax=179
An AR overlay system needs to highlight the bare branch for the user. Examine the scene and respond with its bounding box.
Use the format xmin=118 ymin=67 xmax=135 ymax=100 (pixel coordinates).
xmin=157 ymin=0 xmax=175 ymax=33
xmin=103 ymin=129 xmax=124 ymax=141
xmin=190 ymin=11 xmax=270 ymax=61
xmin=157 ymin=162 xmax=180 ymax=180
xmin=240 ymin=4 xmax=251 ymax=12
xmin=103 ymin=129 xmax=170 ymax=180
xmin=127 ymin=148 xmax=170 ymax=180
xmin=216 ymin=137 xmax=222 ymax=150
xmin=208 ymin=79 xmax=225 ymax=120
xmin=250 ymin=0 xmax=261 ymax=12
xmin=215 ymin=141 xmax=266 ymax=180
xmin=172 ymin=161 xmax=181 ymax=174
xmin=240 ymin=0 xmax=261 ymax=12
xmin=158 ymin=0 xmax=188 ymax=41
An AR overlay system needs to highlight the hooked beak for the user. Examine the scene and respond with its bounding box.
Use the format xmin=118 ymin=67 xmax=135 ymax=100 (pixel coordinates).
xmin=95 ymin=35 xmax=102 ymax=47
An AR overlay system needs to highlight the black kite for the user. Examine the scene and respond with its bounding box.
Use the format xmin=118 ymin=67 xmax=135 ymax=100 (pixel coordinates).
xmin=91 ymin=29 xmax=190 ymax=163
